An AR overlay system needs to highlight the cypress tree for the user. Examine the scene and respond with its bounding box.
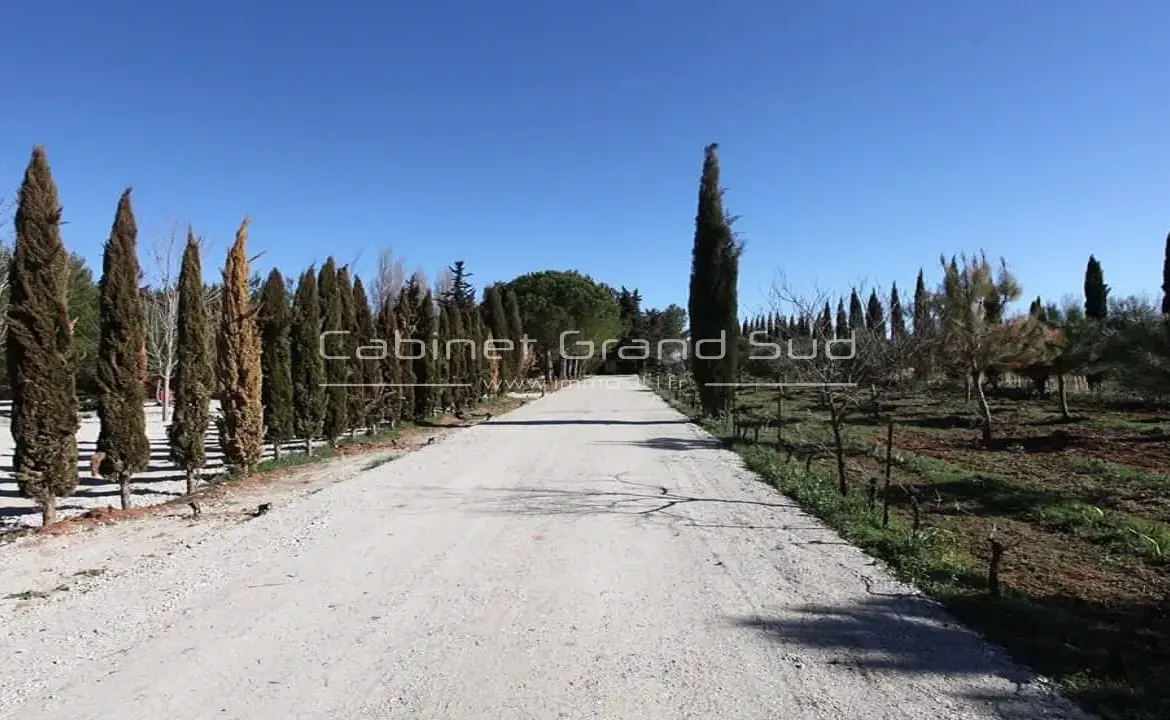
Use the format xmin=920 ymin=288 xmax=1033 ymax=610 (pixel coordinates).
xmin=290 ymin=268 xmax=325 ymax=454
xmin=504 ymin=286 xmax=525 ymax=381
xmin=395 ymin=281 xmax=419 ymax=416
xmin=7 ymin=146 xmax=79 ymax=526
xmin=317 ymin=259 xmax=348 ymax=444
xmin=376 ymin=297 xmax=403 ymax=425
xmin=835 ymin=299 xmax=848 ymax=339
xmin=436 ymin=302 xmax=454 ymax=411
xmin=912 ymin=269 xmax=932 ymax=335
xmin=889 ymin=283 xmax=906 ymax=338
xmin=96 ymin=188 xmax=150 ymax=509
xmin=1162 ymin=232 xmax=1170 ymax=315
xmin=817 ymin=302 xmax=832 ymax=339
xmin=686 ymin=143 xmax=741 ymax=415
xmin=259 ymin=269 xmax=293 ymax=459
xmin=168 ymin=230 xmax=213 ymax=494
xmin=351 ymin=276 xmax=380 ymax=433
xmin=413 ymin=291 xmax=436 ymax=420
xmin=848 ymin=290 xmax=864 ymax=332
xmin=471 ymin=310 xmax=492 ymax=399
xmin=1083 ymin=255 xmax=1109 ymax=322
xmin=336 ymin=268 xmax=360 ymax=436
xmin=483 ymin=284 xmax=511 ymax=385
xmin=865 ymin=289 xmax=884 ymax=335
xmin=216 ymin=218 xmax=265 ymax=474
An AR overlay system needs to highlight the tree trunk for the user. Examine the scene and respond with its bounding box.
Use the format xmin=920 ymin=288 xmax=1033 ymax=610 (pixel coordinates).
xmin=964 ymin=373 xmax=973 ymax=402
xmin=829 ymin=400 xmax=848 ymax=496
xmin=1057 ymin=374 xmax=1070 ymax=419
xmin=119 ymin=473 xmax=132 ymax=510
xmin=185 ymin=467 xmax=196 ymax=496
xmin=975 ymin=371 xmax=994 ymax=446
xmin=161 ymin=374 xmax=172 ymax=423
xmin=304 ymin=437 xmax=313 ymax=456
xmin=274 ymin=442 xmax=283 ymax=461
xmin=41 ymin=496 xmax=57 ymax=527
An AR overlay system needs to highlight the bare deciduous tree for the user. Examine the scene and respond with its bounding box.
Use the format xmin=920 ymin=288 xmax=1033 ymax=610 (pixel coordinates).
xmin=142 ymin=222 xmax=185 ymax=422
xmin=371 ymin=247 xmax=407 ymax=312
xmin=766 ymin=278 xmax=922 ymax=496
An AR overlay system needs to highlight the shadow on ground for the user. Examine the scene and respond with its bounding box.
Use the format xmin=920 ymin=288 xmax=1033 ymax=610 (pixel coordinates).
xmin=481 ymin=419 xmax=693 ymax=427
xmin=729 ymin=595 xmax=1034 ymax=683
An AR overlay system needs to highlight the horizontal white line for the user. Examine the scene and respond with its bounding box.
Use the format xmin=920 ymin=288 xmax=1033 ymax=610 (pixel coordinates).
xmin=318 ymin=383 xmax=473 ymax=388
xmin=703 ymin=382 xmax=859 ymax=388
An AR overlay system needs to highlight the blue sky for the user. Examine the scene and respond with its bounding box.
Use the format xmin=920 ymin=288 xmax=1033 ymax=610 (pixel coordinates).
xmin=2 ymin=0 xmax=1168 ymax=319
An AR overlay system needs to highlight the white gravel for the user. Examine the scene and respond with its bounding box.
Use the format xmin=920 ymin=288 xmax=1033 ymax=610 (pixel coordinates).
xmin=0 ymin=377 xmax=1092 ymax=719
xmin=0 ymin=399 xmax=324 ymax=532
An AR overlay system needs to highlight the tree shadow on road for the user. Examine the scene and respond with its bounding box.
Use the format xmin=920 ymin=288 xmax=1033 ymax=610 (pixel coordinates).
xmin=592 ymin=436 xmax=728 ymax=452
xmin=481 ymin=419 xmax=693 ymax=427
xmin=729 ymin=595 xmax=1036 ymax=683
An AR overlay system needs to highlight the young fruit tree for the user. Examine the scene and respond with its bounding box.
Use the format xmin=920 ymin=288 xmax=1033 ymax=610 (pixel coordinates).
xmin=934 ymin=253 xmax=1044 ymax=446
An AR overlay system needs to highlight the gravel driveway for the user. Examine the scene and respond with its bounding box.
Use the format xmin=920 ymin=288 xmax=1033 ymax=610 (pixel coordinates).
xmin=0 ymin=376 xmax=1091 ymax=719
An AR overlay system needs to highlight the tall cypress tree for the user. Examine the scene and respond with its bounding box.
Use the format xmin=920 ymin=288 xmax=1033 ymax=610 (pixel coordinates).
xmin=96 ymin=188 xmax=150 ymax=509
xmin=504 ymin=286 xmax=525 ymax=381
xmin=259 ymin=269 xmax=293 ymax=459
xmin=376 ymin=297 xmax=403 ymax=425
xmin=436 ymin=302 xmax=454 ymax=410
xmin=912 ymin=269 xmax=932 ymax=335
xmin=1162 ymin=232 xmax=1170 ymax=315
xmin=889 ymin=283 xmax=906 ymax=339
xmin=216 ymin=218 xmax=265 ymax=474
xmin=686 ymin=143 xmax=741 ymax=415
xmin=483 ymin=284 xmax=511 ymax=385
xmin=168 ymin=230 xmax=213 ymax=494
xmin=848 ymin=289 xmax=864 ymax=332
xmin=396 ymin=281 xmax=419 ymax=416
xmin=413 ymin=291 xmax=436 ymax=420
xmin=318 ymin=259 xmax=348 ymax=444
xmin=7 ymin=146 xmax=79 ymax=526
xmin=351 ymin=276 xmax=380 ymax=433
xmin=336 ymin=268 xmax=359 ymax=436
xmin=1083 ymin=255 xmax=1109 ymax=322
xmin=835 ymin=299 xmax=848 ymax=339
xmin=865 ymin=289 xmax=885 ymax=335
xmin=290 ymin=268 xmax=325 ymax=454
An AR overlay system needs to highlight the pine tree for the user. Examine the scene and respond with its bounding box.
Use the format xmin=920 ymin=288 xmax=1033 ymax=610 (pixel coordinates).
xmin=413 ymin=291 xmax=436 ymax=420
xmin=168 ymin=230 xmax=213 ymax=494
xmin=351 ymin=276 xmax=380 ymax=433
xmin=686 ymin=143 xmax=741 ymax=415
xmin=504 ymin=287 xmax=525 ymax=381
xmin=259 ymin=269 xmax=293 ymax=459
xmin=1083 ymin=255 xmax=1109 ymax=322
xmin=96 ymin=188 xmax=150 ymax=509
xmin=889 ymin=283 xmax=906 ymax=338
xmin=290 ymin=268 xmax=325 ymax=454
xmin=216 ymin=218 xmax=265 ymax=474
xmin=848 ymin=290 xmax=864 ymax=332
xmin=317 ymin=259 xmax=348 ymax=444
xmin=865 ymin=289 xmax=884 ymax=335
xmin=7 ymin=146 xmax=79 ymax=526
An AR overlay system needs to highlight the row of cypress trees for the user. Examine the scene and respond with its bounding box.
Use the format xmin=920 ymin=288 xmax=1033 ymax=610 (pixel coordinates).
xmin=6 ymin=146 xmax=532 ymax=526
xmin=8 ymin=147 xmax=263 ymax=524
xmin=254 ymin=257 xmax=529 ymax=461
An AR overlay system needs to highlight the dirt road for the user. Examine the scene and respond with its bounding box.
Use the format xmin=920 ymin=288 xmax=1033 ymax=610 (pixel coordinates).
xmin=0 ymin=377 xmax=1089 ymax=719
